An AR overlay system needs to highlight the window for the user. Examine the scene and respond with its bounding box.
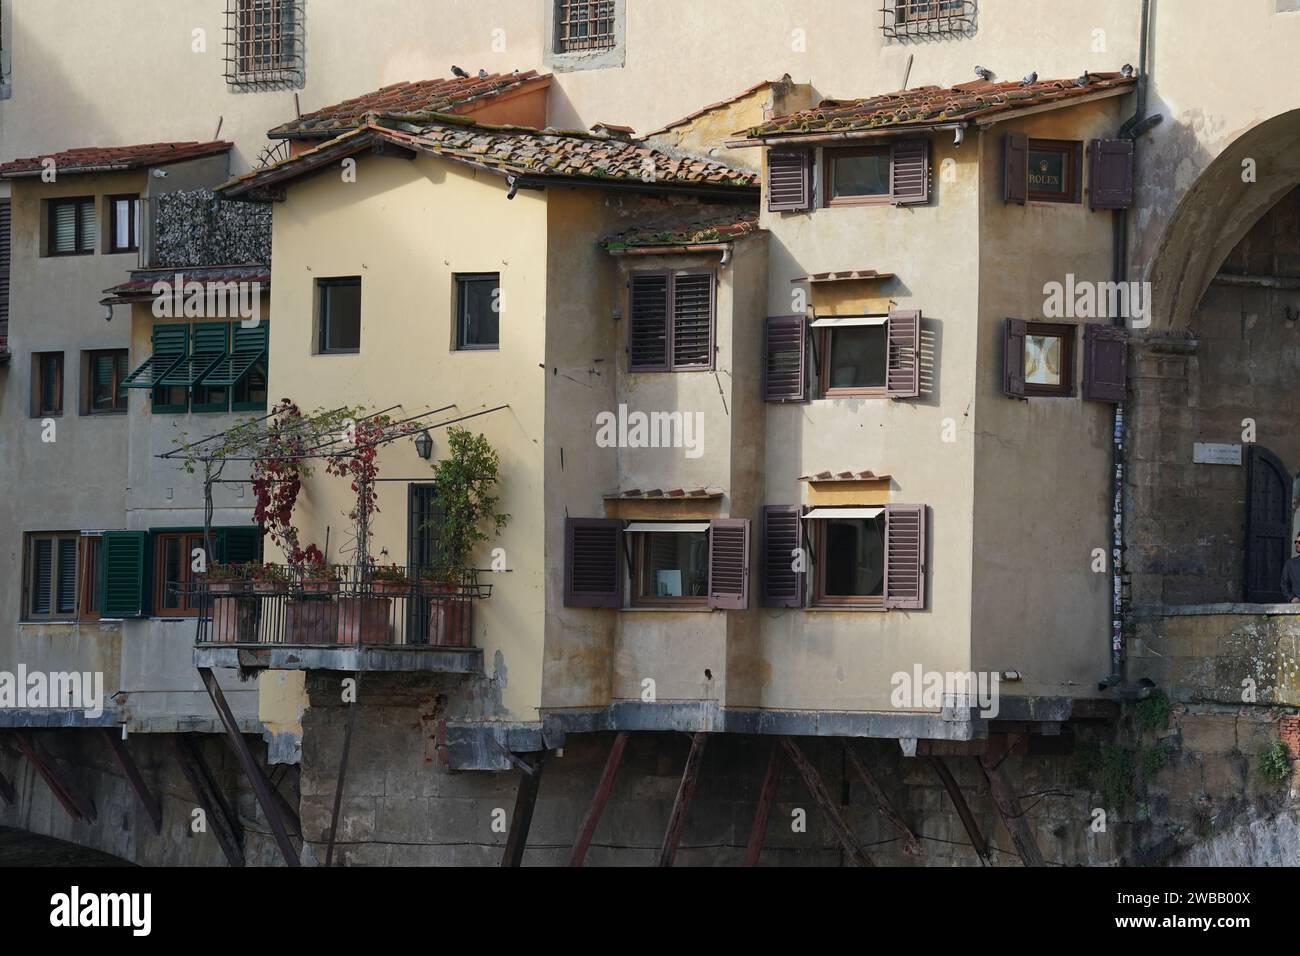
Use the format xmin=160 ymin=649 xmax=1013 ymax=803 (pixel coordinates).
xmin=1003 ymin=320 xmax=1076 ymax=398
xmin=225 ymin=0 xmax=303 ymax=89
xmin=556 ymin=0 xmax=616 ymax=52
xmin=631 ymin=525 xmax=710 ymax=607
xmin=79 ymin=536 xmax=103 ymax=620
xmin=771 ymin=310 xmax=921 ymax=402
xmin=23 ymin=533 xmax=80 ymax=620
xmin=1026 ymin=140 xmax=1081 ymax=203
xmin=882 ymin=0 xmax=975 ymax=39
xmin=455 ymin=273 xmax=500 ymax=350
xmin=813 ymin=512 xmax=886 ymax=608
xmin=32 ymin=351 xmax=63 ymax=416
xmin=824 ymin=141 xmax=930 ymax=207
xmin=47 ymin=197 xmax=95 ymax=256
xmin=83 ymin=350 xmax=128 ymax=414
xmin=627 ymin=270 xmax=715 ymax=372
xmin=153 ymin=532 xmax=209 ymax=616
xmin=107 ymin=195 xmax=140 ymax=254
xmin=126 ymin=321 xmax=269 ymax=414
xmin=0 ymin=199 xmax=10 ymax=346
xmin=318 ymin=278 xmax=361 ymax=353
xmin=821 ymin=321 xmax=888 ymax=394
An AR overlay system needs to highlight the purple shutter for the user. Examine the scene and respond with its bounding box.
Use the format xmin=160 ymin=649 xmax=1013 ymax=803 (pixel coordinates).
xmin=628 ymin=272 xmax=669 ymax=371
xmin=564 ymin=518 xmax=623 ymax=608
xmin=0 ymin=200 xmax=9 ymax=345
xmin=1004 ymin=133 xmax=1028 ymax=204
xmin=671 ymin=272 xmax=714 ymax=369
xmin=762 ymin=506 xmax=804 ymax=608
xmin=886 ymin=309 xmax=921 ymax=399
xmin=768 ymin=151 xmax=811 ymax=212
xmin=763 ymin=315 xmax=807 ymax=402
xmin=890 ymin=139 xmax=930 ymax=205
xmin=884 ymin=504 xmax=926 ymax=610
xmin=1088 ymin=139 xmax=1134 ymax=210
xmin=708 ymin=518 xmax=750 ymax=610
xmin=1082 ymin=323 xmax=1128 ymax=402
xmin=1003 ymin=318 xmax=1026 ymax=398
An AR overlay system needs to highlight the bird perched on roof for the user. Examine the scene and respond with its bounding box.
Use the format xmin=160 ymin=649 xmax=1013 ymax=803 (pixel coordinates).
xmin=974 ymin=65 xmax=994 ymax=81
xmin=451 ymin=65 xmax=470 ymax=78
xmin=1121 ymin=63 xmax=1135 ymax=78
xmin=1020 ymin=71 xmax=1038 ymax=86
xmin=478 ymin=68 xmax=488 ymax=78
xmin=1074 ymin=70 xmax=1090 ymax=87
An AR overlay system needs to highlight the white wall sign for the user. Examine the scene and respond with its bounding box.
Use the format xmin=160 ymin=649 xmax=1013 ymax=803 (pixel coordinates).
xmin=1193 ymin=442 xmax=1242 ymax=466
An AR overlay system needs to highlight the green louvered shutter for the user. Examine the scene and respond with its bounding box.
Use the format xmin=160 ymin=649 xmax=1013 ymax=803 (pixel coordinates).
xmin=101 ymin=531 xmax=148 ymax=618
xmin=217 ymin=526 xmax=262 ymax=565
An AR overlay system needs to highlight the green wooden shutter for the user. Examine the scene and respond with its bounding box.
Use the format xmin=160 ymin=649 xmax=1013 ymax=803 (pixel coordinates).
xmin=101 ymin=531 xmax=149 ymax=618
xmin=123 ymin=324 xmax=188 ymax=388
xmin=217 ymin=526 xmax=262 ymax=565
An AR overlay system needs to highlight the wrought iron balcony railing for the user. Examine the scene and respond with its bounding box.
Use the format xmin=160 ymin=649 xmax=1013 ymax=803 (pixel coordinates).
xmin=191 ymin=566 xmax=489 ymax=649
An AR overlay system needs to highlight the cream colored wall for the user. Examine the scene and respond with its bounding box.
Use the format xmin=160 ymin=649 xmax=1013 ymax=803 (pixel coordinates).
xmin=266 ymin=152 xmax=548 ymax=720
xmin=970 ymin=102 xmax=1123 ymax=698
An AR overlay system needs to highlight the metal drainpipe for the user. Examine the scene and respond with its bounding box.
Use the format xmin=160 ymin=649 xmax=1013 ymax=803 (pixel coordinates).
xmin=1106 ymin=0 xmax=1155 ymax=686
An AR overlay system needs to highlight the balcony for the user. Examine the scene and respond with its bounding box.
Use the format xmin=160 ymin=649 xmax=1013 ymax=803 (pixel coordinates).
xmin=191 ymin=566 xmax=489 ymax=674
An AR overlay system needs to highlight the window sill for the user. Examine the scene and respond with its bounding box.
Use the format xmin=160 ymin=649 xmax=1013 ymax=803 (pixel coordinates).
xmin=820 ymin=389 xmax=888 ymax=399
xmin=19 ymin=619 xmax=119 ymax=627
xmin=621 ymin=606 xmax=715 ymax=613
xmin=805 ymin=604 xmax=886 ymax=612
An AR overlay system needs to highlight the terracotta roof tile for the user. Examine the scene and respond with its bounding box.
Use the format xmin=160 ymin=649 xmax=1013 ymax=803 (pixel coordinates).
xmin=742 ymin=72 xmax=1136 ymax=140
xmin=269 ymin=72 xmax=550 ymax=138
xmin=102 ymin=264 xmax=270 ymax=304
xmin=646 ymin=76 xmax=793 ymax=137
xmin=0 ymin=141 xmax=233 ymax=178
xmin=602 ymin=214 xmax=761 ymax=251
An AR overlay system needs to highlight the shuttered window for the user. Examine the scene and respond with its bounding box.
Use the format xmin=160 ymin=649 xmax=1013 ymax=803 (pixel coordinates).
xmin=889 ymin=139 xmax=930 ymax=205
xmin=1082 ymin=323 xmax=1128 ymax=402
xmin=826 ymin=141 xmax=930 ymax=207
xmin=885 ymin=309 xmax=921 ymax=398
xmin=764 ymin=315 xmax=807 ymax=402
xmin=564 ymin=518 xmax=623 ymax=608
xmin=1004 ymin=319 xmax=1076 ymax=398
xmin=1088 ymin=139 xmax=1135 ymax=210
xmin=24 ymin=532 xmax=80 ymax=620
xmin=32 ymin=351 xmax=64 ymax=416
xmin=883 ymin=504 xmax=926 ymax=609
xmin=101 ymin=531 xmax=149 ymax=618
xmin=85 ymin=349 xmax=129 ymax=414
xmin=627 ymin=270 xmax=715 ymax=372
xmin=768 ymin=151 xmax=812 ymax=212
xmin=762 ymin=506 xmax=804 ymax=607
xmin=47 ymin=197 xmax=95 ymax=256
xmin=0 ymin=199 xmax=10 ymax=347
xmin=707 ymin=519 xmax=750 ymax=610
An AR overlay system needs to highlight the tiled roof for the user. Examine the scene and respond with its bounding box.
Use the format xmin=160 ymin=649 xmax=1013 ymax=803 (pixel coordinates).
xmin=0 ymin=141 xmax=232 ymax=178
xmin=101 ymin=264 xmax=270 ymax=305
xmin=605 ymin=488 xmax=724 ymax=500
xmin=219 ymin=121 xmax=759 ymax=199
xmin=798 ymin=470 xmax=892 ymax=482
xmin=603 ymin=214 xmax=761 ymax=251
xmin=646 ymin=77 xmax=793 ymax=137
xmin=742 ymin=72 xmax=1136 ymax=139
xmin=269 ymin=72 xmax=550 ymax=138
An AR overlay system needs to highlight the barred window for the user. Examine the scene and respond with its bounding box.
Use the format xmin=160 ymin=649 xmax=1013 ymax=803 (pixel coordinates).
xmin=882 ymin=0 xmax=976 ymax=40
xmin=224 ymin=0 xmax=304 ymax=90
xmin=556 ymin=1 xmax=616 ymax=52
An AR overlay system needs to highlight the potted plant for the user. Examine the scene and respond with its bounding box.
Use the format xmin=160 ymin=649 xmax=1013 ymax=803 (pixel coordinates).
xmin=206 ymin=562 xmax=249 ymax=595
xmin=370 ymin=563 xmax=411 ymax=596
xmin=206 ymin=563 xmax=256 ymax=643
xmin=285 ymin=545 xmax=340 ymax=643
xmin=246 ymin=562 xmax=289 ymax=595
xmin=292 ymin=544 xmax=340 ymax=594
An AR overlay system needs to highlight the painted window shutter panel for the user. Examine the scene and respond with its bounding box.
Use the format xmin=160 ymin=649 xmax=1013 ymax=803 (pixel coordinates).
xmin=1003 ymin=318 xmax=1027 ymax=398
xmin=1082 ymin=323 xmax=1128 ymax=402
xmin=890 ymin=139 xmax=930 ymax=205
xmin=1245 ymin=446 xmax=1290 ymax=603
xmin=762 ymin=506 xmax=804 ymax=607
xmin=672 ymin=272 xmax=714 ymax=368
xmin=628 ymin=272 xmax=669 ymax=371
xmin=101 ymin=531 xmax=149 ymax=618
xmin=565 ymin=518 xmax=623 ymax=608
xmin=31 ymin=539 xmax=52 ymax=614
xmin=1004 ymin=132 xmax=1028 ymax=204
xmin=218 ymin=526 xmax=263 ymax=565
xmin=1088 ymin=139 xmax=1134 ymax=210
xmin=763 ymin=315 xmax=807 ymax=402
xmin=0 ymin=200 xmax=10 ymax=343
xmin=708 ymin=519 xmax=750 ymax=610
xmin=886 ymin=309 xmax=921 ymax=399
xmin=884 ymin=504 xmax=926 ymax=610
xmin=768 ymin=151 xmax=811 ymax=212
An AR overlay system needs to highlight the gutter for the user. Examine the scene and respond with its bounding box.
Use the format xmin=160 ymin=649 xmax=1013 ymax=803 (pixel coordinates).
xmin=607 ymin=242 xmax=733 ymax=257
xmin=727 ymin=122 xmax=968 ymax=149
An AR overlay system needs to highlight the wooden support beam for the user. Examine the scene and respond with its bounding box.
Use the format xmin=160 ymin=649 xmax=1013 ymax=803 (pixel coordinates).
xmin=501 ymin=752 xmax=546 ymax=867
xmin=744 ymin=740 xmax=784 ymax=867
xmin=11 ymin=731 xmax=96 ymax=823
xmin=197 ymin=667 xmax=301 ymax=867
xmin=658 ymin=732 xmax=708 ymax=867
xmin=930 ymin=756 xmax=990 ymax=865
xmin=326 ymin=673 xmax=361 ymax=867
xmin=0 ymin=765 xmax=16 ymax=806
xmin=844 ymin=742 xmax=921 ymax=856
xmin=102 ymin=729 xmax=162 ymax=835
xmin=779 ymin=736 xmax=872 ymax=867
xmin=569 ymin=731 xmax=629 ymax=867
xmin=977 ymin=753 xmax=1045 ymax=867
xmin=173 ymin=734 xmax=244 ymax=867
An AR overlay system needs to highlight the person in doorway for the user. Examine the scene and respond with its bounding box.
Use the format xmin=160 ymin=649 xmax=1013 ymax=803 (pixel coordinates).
xmin=1282 ymin=533 xmax=1300 ymax=603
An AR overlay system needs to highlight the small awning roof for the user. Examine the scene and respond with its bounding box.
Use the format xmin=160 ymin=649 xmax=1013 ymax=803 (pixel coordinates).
xmin=604 ymin=487 xmax=724 ymax=500
xmin=803 ymin=507 xmax=884 ymax=520
xmin=798 ymin=470 xmax=892 ymax=483
xmin=624 ymin=522 xmax=711 ymax=533
xmin=792 ymin=270 xmax=894 ymax=284
xmin=810 ymin=315 xmax=888 ymax=328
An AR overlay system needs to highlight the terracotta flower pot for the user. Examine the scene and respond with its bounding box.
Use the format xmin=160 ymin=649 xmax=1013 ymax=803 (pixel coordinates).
xmin=372 ymin=580 xmax=409 ymax=597
xmin=337 ymin=596 xmax=392 ymax=645
xmin=210 ymin=594 xmax=257 ymax=643
xmin=301 ymin=578 xmax=339 ymax=595
xmin=285 ymin=596 xmax=338 ymax=643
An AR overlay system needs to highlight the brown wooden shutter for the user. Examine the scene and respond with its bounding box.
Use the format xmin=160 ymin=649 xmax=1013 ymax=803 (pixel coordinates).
xmin=884 ymin=504 xmax=926 ymax=610
xmin=1082 ymin=323 xmax=1128 ymax=402
xmin=886 ymin=309 xmax=921 ymax=399
xmin=0 ymin=199 xmax=10 ymax=346
xmin=1003 ymin=318 xmax=1026 ymax=398
xmin=768 ymin=151 xmax=811 ymax=212
xmin=763 ymin=315 xmax=807 ymax=402
xmin=1088 ymin=139 xmax=1134 ymax=210
xmin=564 ymin=518 xmax=623 ymax=608
xmin=1004 ymin=133 xmax=1028 ymax=204
xmin=762 ymin=506 xmax=804 ymax=607
xmin=672 ymin=272 xmax=714 ymax=368
xmin=628 ymin=272 xmax=669 ymax=371
xmin=890 ymin=139 xmax=930 ymax=205
xmin=708 ymin=518 xmax=750 ymax=610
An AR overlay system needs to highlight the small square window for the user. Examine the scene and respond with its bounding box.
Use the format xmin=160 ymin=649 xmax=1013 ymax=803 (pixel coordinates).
xmin=1023 ymin=322 xmax=1076 ymax=397
xmin=826 ymin=147 xmax=892 ymax=204
xmin=23 ymin=532 xmax=80 ymax=620
xmin=455 ymin=274 xmax=501 ymax=350
xmin=814 ymin=514 xmax=886 ymax=607
xmin=631 ymin=528 xmax=709 ymax=606
xmin=32 ymin=351 xmax=64 ymax=416
xmin=821 ymin=323 xmax=888 ymax=394
xmin=107 ymin=195 xmax=140 ymax=254
xmin=154 ymin=532 xmax=208 ymax=616
xmin=225 ymin=0 xmax=303 ymax=89
xmin=83 ymin=349 xmax=128 ymax=414
xmin=317 ymin=277 xmax=361 ymax=353
xmin=1027 ymin=140 xmax=1081 ymax=203
xmin=556 ymin=0 xmax=617 ymax=52
xmin=47 ymin=197 xmax=95 ymax=256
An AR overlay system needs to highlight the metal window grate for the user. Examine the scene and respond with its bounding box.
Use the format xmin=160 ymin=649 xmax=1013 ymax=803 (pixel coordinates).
xmin=881 ymin=0 xmax=976 ymax=40
xmin=223 ymin=0 xmax=304 ymax=91
xmin=557 ymin=0 xmax=616 ymax=53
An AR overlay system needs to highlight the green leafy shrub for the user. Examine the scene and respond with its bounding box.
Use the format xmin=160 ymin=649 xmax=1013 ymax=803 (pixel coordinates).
xmin=1259 ymin=739 xmax=1292 ymax=787
xmin=1135 ymin=690 xmax=1171 ymax=734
